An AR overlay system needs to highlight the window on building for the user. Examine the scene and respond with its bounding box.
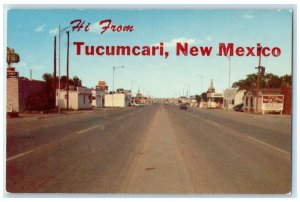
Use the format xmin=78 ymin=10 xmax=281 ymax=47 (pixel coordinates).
xmin=250 ymin=97 xmax=253 ymax=108
xmin=83 ymin=95 xmax=85 ymax=104
xmin=232 ymin=100 xmax=234 ymax=105
xmin=246 ymin=97 xmax=248 ymax=107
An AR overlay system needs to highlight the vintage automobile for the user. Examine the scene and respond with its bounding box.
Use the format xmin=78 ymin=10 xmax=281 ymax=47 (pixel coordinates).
xmin=233 ymin=103 xmax=244 ymax=112
xmin=179 ymin=103 xmax=189 ymax=110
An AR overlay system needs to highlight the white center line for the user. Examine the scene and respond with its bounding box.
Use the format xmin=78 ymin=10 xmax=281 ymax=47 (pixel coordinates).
xmin=247 ymin=136 xmax=291 ymax=155
xmin=76 ymin=125 xmax=101 ymax=134
xmin=7 ymin=149 xmax=36 ymax=162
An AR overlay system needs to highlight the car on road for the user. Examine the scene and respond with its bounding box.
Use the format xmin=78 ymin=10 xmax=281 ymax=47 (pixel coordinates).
xmin=179 ymin=103 xmax=188 ymax=110
xmin=233 ymin=103 xmax=244 ymax=112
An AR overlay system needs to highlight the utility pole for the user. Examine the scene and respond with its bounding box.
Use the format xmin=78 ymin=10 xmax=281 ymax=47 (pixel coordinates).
xmin=58 ymin=24 xmax=61 ymax=114
xmin=131 ymin=80 xmax=136 ymax=95
xmin=57 ymin=24 xmax=71 ymax=114
xmin=66 ymin=31 xmax=70 ymax=110
xmin=54 ymin=36 xmax=56 ymax=109
xmin=227 ymin=56 xmax=231 ymax=89
xmin=112 ymin=66 xmax=124 ymax=107
xmin=255 ymin=54 xmax=265 ymax=113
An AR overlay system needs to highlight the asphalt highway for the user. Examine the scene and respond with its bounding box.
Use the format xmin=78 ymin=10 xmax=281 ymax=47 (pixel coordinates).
xmin=6 ymin=104 xmax=291 ymax=194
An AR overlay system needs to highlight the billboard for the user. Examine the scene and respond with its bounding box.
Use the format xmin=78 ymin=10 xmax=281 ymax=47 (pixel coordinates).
xmin=262 ymin=95 xmax=284 ymax=111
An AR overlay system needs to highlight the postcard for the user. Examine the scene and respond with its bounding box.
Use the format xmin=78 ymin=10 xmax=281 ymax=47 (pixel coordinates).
xmin=5 ymin=7 xmax=293 ymax=194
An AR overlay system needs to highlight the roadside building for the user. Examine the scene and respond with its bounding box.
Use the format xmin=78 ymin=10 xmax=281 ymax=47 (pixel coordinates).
xmin=207 ymin=92 xmax=223 ymax=108
xmin=206 ymin=79 xmax=223 ymax=108
xmin=104 ymin=93 xmax=131 ymax=107
xmin=243 ymin=88 xmax=286 ymax=114
xmin=92 ymin=80 xmax=108 ymax=108
xmin=223 ymin=88 xmax=245 ymax=110
xmin=91 ymin=89 xmax=105 ymax=108
xmin=56 ymin=86 xmax=92 ymax=110
xmin=132 ymin=89 xmax=153 ymax=106
xmin=189 ymin=98 xmax=198 ymax=107
xmin=7 ymin=71 xmax=47 ymax=112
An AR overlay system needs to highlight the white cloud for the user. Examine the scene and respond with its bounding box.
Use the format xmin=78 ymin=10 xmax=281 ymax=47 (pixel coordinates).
xmin=154 ymin=37 xmax=196 ymax=48
xmin=242 ymin=14 xmax=254 ymax=19
xmin=35 ymin=24 xmax=45 ymax=32
xmin=49 ymin=28 xmax=58 ymax=35
xmin=205 ymin=36 xmax=212 ymax=41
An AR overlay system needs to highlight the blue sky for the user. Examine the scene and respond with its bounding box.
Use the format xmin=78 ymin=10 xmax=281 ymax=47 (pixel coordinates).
xmin=7 ymin=9 xmax=292 ymax=98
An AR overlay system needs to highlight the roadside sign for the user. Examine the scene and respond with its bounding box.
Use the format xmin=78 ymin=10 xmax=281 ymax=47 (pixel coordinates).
xmin=8 ymin=53 xmax=20 ymax=64
xmin=7 ymin=71 xmax=19 ymax=78
xmin=96 ymin=85 xmax=108 ymax=92
xmin=98 ymin=81 xmax=106 ymax=86
xmin=262 ymin=95 xmax=284 ymax=111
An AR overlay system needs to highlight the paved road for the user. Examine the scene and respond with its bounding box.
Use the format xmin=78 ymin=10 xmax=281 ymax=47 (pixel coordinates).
xmin=6 ymin=104 xmax=291 ymax=194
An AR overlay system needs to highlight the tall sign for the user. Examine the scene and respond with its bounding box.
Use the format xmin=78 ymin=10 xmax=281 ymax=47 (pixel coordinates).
xmin=96 ymin=81 xmax=108 ymax=92
xmin=7 ymin=47 xmax=20 ymax=66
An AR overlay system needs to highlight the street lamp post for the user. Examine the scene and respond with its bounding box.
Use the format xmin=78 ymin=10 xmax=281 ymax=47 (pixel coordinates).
xmin=227 ymin=56 xmax=231 ymax=89
xmin=217 ymin=54 xmax=231 ymax=89
xmin=131 ymin=80 xmax=136 ymax=95
xmin=184 ymin=84 xmax=190 ymax=98
xmin=217 ymin=54 xmax=231 ymax=110
xmin=112 ymin=66 xmax=124 ymax=107
xmin=57 ymin=24 xmax=71 ymax=114
xmin=113 ymin=66 xmax=124 ymax=92
xmin=196 ymin=74 xmax=203 ymax=94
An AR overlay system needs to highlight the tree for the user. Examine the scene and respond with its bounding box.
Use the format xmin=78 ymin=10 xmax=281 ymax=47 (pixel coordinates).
xmin=201 ymin=92 xmax=208 ymax=102
xmin=195 ymin=95 xmax=201 ymax=107
xmin=232 ymin=73 xmax=291 ymax=92
xmin=281 ymin=74 xmax=292 ymax=87
xmin=232 ymin=73 xmax=257 ymax=92
xmin=264 ymin=73 xmax=282 ymax=88
xmin=42 ymin=73 xmax=55 ymax=109
xmin=72 ymin=76 xmax=82 ymax=88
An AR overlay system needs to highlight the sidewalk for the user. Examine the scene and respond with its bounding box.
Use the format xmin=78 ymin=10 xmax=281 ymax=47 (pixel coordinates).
xmin=192 ymin=107 xmax=291 ymax=118
xmin=9 ymin=108 xmax=128 ymax=120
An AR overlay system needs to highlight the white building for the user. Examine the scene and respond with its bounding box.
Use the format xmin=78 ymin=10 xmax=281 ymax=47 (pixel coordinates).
xmin=243 ymin=88 xmax=284 ymax=114
xmin=56 ymin=86 xmax=92 ymax=110
xmin=104 ymin=93 xmax=131 ymax=107
xmin=223 ymin=88 xmax=245 ymax=110
xmin=207 ymin=92 xmax=223 ymax=108
xmin=91 ymin=89 xmax=105 ymax=108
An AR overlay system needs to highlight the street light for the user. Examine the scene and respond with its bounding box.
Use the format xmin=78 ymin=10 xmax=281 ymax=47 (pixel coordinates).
xmin=131 ymin=80 xmax=136 ymax=95
xmin=217 ymin=54 xmax=232 ymax=110
xmin=184 ymin=84 xmax=190 ymax=98
xmin=112 ymin=66 xmax=124 ymax=92
xmin=112 ymin=65 xmax=124 ymax=107
xmin=195 ymin=74 xmax=204 ymax=94
xmin=217 ymin=54 xmax=231 ymax=89
xmin=57 ymin=24 xmax=72 ymax=114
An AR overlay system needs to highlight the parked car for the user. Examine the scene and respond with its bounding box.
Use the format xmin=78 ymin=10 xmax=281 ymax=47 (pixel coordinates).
xmin=233 ymin=103 xmax=244 ymax=112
